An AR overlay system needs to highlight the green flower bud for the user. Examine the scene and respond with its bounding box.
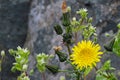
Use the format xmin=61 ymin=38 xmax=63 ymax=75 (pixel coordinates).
xmin=63 ymin=33 xmax=72 ymax=44
xmin=104 ymin=38 xmax=115 ymax=51
xmin=1 ymin=50 xmax=5 ymax=57
xmin=22 ymin=64 xmax=28 ymax=71
xmin=45 ymin=64 xmax=59 ymax=74
xmin=72 ymin=17 xmax=76 ymax=21
xmin=62 ymin=12 xmax=71 ymax=26
xmin=23 ymin=76 xmax=30 ymax=80
xmin=60 ymin=76 xmax=66 ymax=80
xmin=76 ymin=8 xmax=88 ymax=19
xmin=88 ymin=17 xmax=93 ymax=23
xmin=105 ymin=33 xmax=110 ymax=37
xmin=54 ymin=24 xmax=63 ymax=35
xmin=30 ymin=69 xmax=34 ymax=75
xmin=117 ymin=23 xmax=120 ymax=28
xmin=55 ymin=50 xmax=67 ymax=62
xmin=67 ymin=6 xmax=71 ymax=12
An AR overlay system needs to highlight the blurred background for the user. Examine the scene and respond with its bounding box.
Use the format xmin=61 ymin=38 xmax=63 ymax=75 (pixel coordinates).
xmin=0 ymin=0 xmax=120 ymax=80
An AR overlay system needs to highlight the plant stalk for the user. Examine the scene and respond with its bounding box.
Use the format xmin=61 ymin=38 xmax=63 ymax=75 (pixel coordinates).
xmin=42 ymin=72 xmax=46 ymax=80
xmin=77 ymin=72 xmax=80 ymax=80
xmin=66 ymin=44 xmax=71 ymax=55
xmin=75 ymin=32 xmax=78 ymax=45
xmin=58 ymin=70 xmax=75 ymax=73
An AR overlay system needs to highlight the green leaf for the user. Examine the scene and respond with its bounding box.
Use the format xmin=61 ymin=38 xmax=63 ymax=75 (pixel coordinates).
xmin=113 ymin=30 xmax=120 ymax=56
xmin=96 ymin=74 xmax=107 ymax=80
xmin=96 ymin=60 xmax=117 ymax=80
xmin=29 ymin=69 xmax=34 ymax=75
xmin=98 ymin=60 xmax=115 ymax=72
xmin=84 ymin=67 xmax=92 ymax=76
xmin=36 ymin=53 xmax=49 ymax=73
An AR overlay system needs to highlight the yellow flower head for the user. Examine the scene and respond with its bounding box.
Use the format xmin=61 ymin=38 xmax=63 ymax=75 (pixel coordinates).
xmin=70 ymin=40 xmax=103 ymax=70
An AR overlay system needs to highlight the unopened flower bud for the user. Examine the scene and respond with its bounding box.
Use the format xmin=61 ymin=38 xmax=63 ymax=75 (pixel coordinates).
xmin=54 ymin=24 xmax=63 ymax=35
xmin=117 ymin=23 xmax=120 ymax=28
xmin=62 ymin=0 xmax=67 ymax=13
xmin=53 ymin=46 xmax=62 ymax=51
xmin=55 ymin=50 xmax=67 ymax=62
xmin=88 ymin=17 xmax=93 ymax=23
xmin=105 ymin=33 xmax=110 ymax=37
xmin=63 ymin=33 xmax=72 ymax=44
xmin=22 ymin=64 xmax=28 ymax=71
xmin=45 ymin=64 xmax=59 ymax=74
xmin=62 ymin=12 xmax=71 ymax=26
xmin=72 ymin=17 xmax=76 ymax=21
xmin=67 ymin=6 xmax=71 ymax=12
xmin=1 ymin=50 xmax=5 ymax=57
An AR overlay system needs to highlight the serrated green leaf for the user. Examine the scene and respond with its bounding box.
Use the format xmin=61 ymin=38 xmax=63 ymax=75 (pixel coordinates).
xmin=101 ymin=60 xmax=111 ymax=70
xmin=96 ymin=74 xmax=107 ymax=80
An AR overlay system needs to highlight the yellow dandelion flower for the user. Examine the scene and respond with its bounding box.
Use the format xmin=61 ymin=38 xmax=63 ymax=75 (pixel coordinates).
xmin=70 ymin=40 xmax=103 ymax=70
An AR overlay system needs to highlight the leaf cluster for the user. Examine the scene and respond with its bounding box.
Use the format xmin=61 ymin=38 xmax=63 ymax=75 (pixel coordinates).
xmin=9 ymin=46 xmax=30 ymax=72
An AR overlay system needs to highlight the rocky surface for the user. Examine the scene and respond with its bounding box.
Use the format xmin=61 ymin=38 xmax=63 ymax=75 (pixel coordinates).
xmin=25 ymin=0 xmax=120 ymax=80
xmin=0 ymin=0 xmax=120 ymax=80
xmin=27 ymin=0 xmax=120 ymax=80
xmin=0 ymin=0 xmax=30 ymax=80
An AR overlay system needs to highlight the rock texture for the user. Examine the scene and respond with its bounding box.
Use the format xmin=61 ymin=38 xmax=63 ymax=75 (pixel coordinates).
xmin=0 ymin=0 xmax=30 ymax=80
xmin=26 ymin=0 xmax=120 ymax=80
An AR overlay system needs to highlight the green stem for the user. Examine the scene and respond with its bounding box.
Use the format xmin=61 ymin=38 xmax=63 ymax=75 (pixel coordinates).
xmin=80 ymin=18 xmax=84 ymax=25
xmin=66 ymin=44 xmax=71 ymax=55
xmin=58 ymin=70 xmax=75 ymax=73
xmin=77 ymin=72 xmax=80 ymax=80
xmin=42 ymin=72 xmax=46 ymax=80
xmin=0 ymin=57 xmax=3 ymax=72
xmin=75 ymin=32 xmax=78 ymax=45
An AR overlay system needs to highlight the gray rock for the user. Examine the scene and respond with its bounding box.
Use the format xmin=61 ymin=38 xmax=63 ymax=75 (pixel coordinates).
xmin=0 ymin=0 xmax=30 ymax=80
xmin=26 ymin=0 xmax=120 ymax=80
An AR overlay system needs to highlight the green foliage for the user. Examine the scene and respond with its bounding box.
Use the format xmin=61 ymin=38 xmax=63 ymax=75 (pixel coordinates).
xmin=76 ymin=8 xmax=88 ymax=19
xmin=0 ymin=50 xmax=5 ymax=72
xmin=71 ymin=8 xmax=97 ymax=41
xmin=104 ymin=38 xmax=115 ymax=52
xmin=96 ymin=60 xmax=117 ymax=80
xmin=60 ymin=76 xmax=66 ymax=80
xmin=4 ymin=2 xmax=120 ymax=80
xmin=9 ymin=46 xmax=30 ymax=80
xmin=9 ymin=46 xmax=30 ymax=72
xmin=17 ymin=72 xmax=30 ymax=80
xmin=117 ymin=23 xmax=120 ymax=28
xmin=36 ymin=53 xmax=49 ymax=72
xmin=113 ymin=29 xmax=120 ymax=56
xmin=84 ymin=67 xmax=92 ymax=77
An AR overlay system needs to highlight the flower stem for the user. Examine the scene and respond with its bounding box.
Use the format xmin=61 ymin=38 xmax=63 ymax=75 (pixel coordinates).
xmin=42 ymin=72 xmax=46 ymax=80
xmin=58 ymin=70 xmax=75 ymax=73
xmin=0 ymin=56 xmax=3 ymax=72
xmin=76 ymin=72 xmax=80 ymax=80
xmin=75 ymin=32 xmax=78 ymax=45
xmin=66 ymin=43 xmax=71 ymax=55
